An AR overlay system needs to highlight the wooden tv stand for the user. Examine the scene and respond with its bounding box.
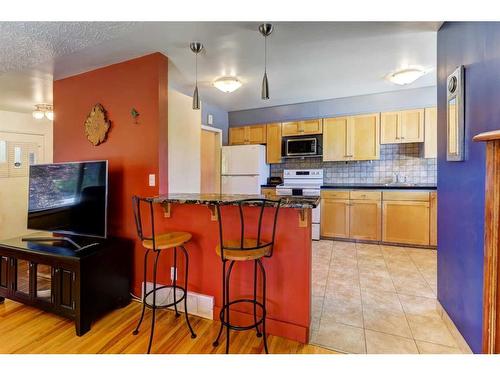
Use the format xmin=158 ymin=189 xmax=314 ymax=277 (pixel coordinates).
xmin=0 ymin=233 xmax=132 ymax=336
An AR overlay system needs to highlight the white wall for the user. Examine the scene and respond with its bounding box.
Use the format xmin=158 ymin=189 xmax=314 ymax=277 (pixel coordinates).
xmin=0 ymin=110 xmax=53 ymax=240
xmin=167 ymin=90 xmax=201 ymax=193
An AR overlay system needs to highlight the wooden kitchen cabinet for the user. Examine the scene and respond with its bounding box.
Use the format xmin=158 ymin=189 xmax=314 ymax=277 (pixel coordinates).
xmin=349 ymin=200 xmax=382 ymax=241
xmin=424 ymin=107 xmax=437 ymax=158
xmin=229 ymin=124 xmax=267 ymax=145
xmin=381 ymin=109 xmax=424 ymax=144
xmin=266 ymin=123 xmax=282 ymax=164
xmin=382 ymin=200 xmax=430 ymax=245
xmin=320 ymin=198 xmax=350 ymax=238
xmin=430 ymin=191 xmax=437 ymax=246
xmin=323 ymin=113 xmax=379 ymax=162
xmin=281 ymin=119 xmax=322 ymax=136
xmin=261 ymin=187 xmax=277 ymax=200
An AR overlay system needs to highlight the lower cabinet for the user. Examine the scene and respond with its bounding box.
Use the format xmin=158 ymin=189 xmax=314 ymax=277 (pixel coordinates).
xmin=261 ymin=187 xmax=278 ymax=200
xmin=382 ymin=200 xmax=430 ymax=245
xmin=321 ymin=199 xmax=350 ymax=238
xmin=349 ymin=200 xmax=381 ymax=241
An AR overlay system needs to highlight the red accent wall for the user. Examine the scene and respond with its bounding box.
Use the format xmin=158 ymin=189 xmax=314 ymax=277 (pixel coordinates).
xmin=53 ymin=53 xmax=168 ymax=292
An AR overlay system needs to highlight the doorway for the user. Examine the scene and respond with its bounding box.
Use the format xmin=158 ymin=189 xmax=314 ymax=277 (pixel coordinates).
xmin=200 ymin=126 xmax=222 ymax=194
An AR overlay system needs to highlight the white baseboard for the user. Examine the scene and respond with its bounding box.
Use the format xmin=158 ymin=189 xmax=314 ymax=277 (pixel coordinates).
xmin=437 ymin=301 xmax=473 ymax=354
xmin=141 ymin=282 xmax=214 ymax=320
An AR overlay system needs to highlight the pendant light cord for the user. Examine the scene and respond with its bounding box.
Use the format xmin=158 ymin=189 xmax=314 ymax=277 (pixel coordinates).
xmin=195 ymin=52 xmax=198 ymax=86
xmin=264 ymin=36 xmax=267 ymax=74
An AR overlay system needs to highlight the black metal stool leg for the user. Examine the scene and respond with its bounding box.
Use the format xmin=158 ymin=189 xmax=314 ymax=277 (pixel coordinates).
xmin=133 ymin=249 xmax=150 ymax=335
xmin=225 ymin=260 xmax=235 ymax=354
xmin=213 ymin=260 xmax=226 ymax=347
xmin=258 ymin=259 xmax=269 ymax=354
xmin=253 ymin=259 xmax=262 ymax=337
xmin=172 ymin=247 xmax=180 ymax=318
xmin=147 ymin=250 xmax=161 ymax=354
xmin=180 ymin=245 xmax=197 ymax=338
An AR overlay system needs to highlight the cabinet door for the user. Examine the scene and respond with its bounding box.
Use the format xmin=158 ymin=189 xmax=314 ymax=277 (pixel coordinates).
xmin=351 ymin=113 xmax=380 ymax=161
xmin=54 ymin=268 xmax=76 ymax=313
xmin=229 ymin=127 xmax=247 ymax=145
xmin=430 ymin=192 xmax=437 ymax=246
xmin=382 ymin=200 xmax=430 ymax=245
xmin=323 ymin=117 xmax=350 ymax=161
xmin=13 ymin=259 xmax=32 ymax=300
xmin=261 ymin=188 xmax=277 ymax=200
xmin=247 ymin=125 xmax=267 ymax=144
xmin=299 ymin=119 xmax=323 ymax=135
xmin=380 ymin=111 xmax=401 ymax=144
xmin=349 ymin=200 xmax=382 ymax=241
xmin=0 ymin=255 xmax=9 ymax=295
xmin=400 ymin=109 xmax=424 ymax=143
xmin=320 ymin=199 xmax=350 ymax=238
xmin=281 ymin=122 xmax=300 ymax=136
xmin=424 ymin=107 xmax=437 ymax=158
xmin=266 ymin=123 xmax=282 ymax=164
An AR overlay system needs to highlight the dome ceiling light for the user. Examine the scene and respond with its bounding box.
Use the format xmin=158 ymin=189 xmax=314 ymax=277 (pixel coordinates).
xmin=388 ymin=68 xmax=428 ymax=86
xmin=213 ymin=77 xmax=242 ymax=93
xmin=32 ymin=104 xmax=54 ymax=120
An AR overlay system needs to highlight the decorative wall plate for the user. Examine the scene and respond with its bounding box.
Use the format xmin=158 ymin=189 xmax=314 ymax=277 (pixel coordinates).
xmin=85 ymin=103 xmax=111 ymax=146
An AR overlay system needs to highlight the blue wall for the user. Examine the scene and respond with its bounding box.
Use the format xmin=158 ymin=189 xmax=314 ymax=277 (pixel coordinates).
xmin=437 ymin=22 xmax=500 ymax=353
xmin=201 ymin=101 xmax=229 ymax=145
xmin=228 ymin=86 xmax=436 ymax=126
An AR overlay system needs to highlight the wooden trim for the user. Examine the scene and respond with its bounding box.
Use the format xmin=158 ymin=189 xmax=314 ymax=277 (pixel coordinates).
xmin=208 ymin=205 xmax=218 ymax=221
xmin=473 ymin=130 xmax=500 ymax=142
xmin=162 ymin=202 xmax=171 ymax=218
xmin=298 ymin=208 xmax=310 ymax=228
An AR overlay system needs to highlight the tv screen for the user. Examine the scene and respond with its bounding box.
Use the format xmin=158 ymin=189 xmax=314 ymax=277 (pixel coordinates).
xmin=27 ymin=161 xmax=108 ymax=238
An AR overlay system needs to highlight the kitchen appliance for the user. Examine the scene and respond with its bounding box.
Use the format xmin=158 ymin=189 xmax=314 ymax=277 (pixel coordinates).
xmin=276 ymin=169 xmax=323 ymax=240
xmin=221 ymin=145 xmax=269 ymax=194
xmin=282 ymin=134 xmax=322 ymax=158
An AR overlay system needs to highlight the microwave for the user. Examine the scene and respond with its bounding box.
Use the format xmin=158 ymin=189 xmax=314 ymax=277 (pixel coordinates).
xmin=282 ymin=134 xmax=322 ymax=158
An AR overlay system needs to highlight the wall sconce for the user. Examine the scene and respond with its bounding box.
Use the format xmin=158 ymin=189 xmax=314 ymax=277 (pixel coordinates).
xmin=32 ymin=104 xmax=54 ymax=120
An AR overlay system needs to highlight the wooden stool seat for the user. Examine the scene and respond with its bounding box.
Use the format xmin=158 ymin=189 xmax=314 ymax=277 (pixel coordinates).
xmin=216 ymin=239 xmax=271 ymax=261
xmin=142 ymin=232 xmax=192 ymax=250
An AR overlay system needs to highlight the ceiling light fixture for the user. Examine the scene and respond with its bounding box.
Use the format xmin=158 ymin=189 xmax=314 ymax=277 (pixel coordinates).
xmin=190 ymin=42 xmax=203 ymax=110
xmin=213 ymin=77 xmax=242 ymax=93
xmin=258 ymin=23 xmax=273 ymax=100
xmin=388 ymin=68 xmax=427 ymax=85
xmin=32 ymin=104 xmax=54 ymax=120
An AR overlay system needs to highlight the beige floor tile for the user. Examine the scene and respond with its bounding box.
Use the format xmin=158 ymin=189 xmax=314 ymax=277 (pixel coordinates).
xmin=312 ymin=279 xmax=326 ymax=297
xmin=391 ymin=274 xmax=435 ymax=298
xmin=381 ymin=245 xmax=411 ymax=258
xmin=311 ymin=321 xmax=366 ymax=353
xmin=321 ymin=297 xmax=363 ymax=328
xmin=332 ymin=241 xmax=356 ymax=251
xmin=415 ymin=340 xmax=463 ymax=354
xmin=324 ymin=282 xmax=361 ymax=302
xmin=331 ymin=256 xmax=358 ymax=269
xmin=311 ymin=296 xmax=324 ymax=331
xmin=330 ymin=263 xmax=359 ymax=279
xmin=406 ymin=314 xmax=458 ymax=347
xmin=385 ymin=258 xmax=420 ymax=273
xmin=356 ymin=242 xmax=382 ymax=252
xmin=359 ymin=272 xmax=396 ymax=292
xmin=365 ymin=330 xmax=419 ymax=354
xmin=363 ymin=307 xmax=413 ymax=338
xmin=361 ymin=289 xmax=403 ymax=312
xmin=399 ymin=294 xmax=440 ymax=318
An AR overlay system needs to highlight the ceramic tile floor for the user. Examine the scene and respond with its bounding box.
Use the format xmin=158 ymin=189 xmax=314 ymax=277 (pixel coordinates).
xmin=310 ymin=240 xmax=464 ymax=354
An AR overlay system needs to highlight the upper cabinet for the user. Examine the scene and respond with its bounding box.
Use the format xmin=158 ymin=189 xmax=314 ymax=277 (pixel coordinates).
xmin=424 ymin=107 xmax=437 ymax=158
xmin=282 ymin=119 xmax=323 ymax=136
xmin=266 ymin=123 xmax=282 ymax=164
xmin=380 ymin=109 xmax=424 ymax=144
xmin=229 ymin=124 xmax=267 ymax=145
xmin=323 ymin=113 xmax=380 ymax=162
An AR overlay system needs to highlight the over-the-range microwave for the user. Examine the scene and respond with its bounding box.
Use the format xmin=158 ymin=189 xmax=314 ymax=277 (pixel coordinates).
xmin=282 ymin=134 xmax=322 ymax=158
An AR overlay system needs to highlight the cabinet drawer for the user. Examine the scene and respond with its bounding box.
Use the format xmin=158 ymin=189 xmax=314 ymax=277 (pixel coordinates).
xmin=350 ymin=190 xmax=381 ymax=200
xmin=321 ymin=190 xmax=349 ymax=199
xmin=382 ymin=191 xmax=430 ymax=202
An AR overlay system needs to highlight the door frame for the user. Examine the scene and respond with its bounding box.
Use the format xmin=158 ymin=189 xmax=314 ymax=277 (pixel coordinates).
xmin=200 ymin=125 xmax=222 ymax=194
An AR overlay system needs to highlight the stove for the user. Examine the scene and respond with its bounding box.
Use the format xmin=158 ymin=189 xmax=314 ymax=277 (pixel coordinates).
xmin=276 ymin=169 xmax=323 ymax=240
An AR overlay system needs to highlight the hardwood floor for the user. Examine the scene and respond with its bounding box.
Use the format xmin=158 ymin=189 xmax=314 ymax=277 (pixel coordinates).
xmin=0 ymin=300 xmax=336 ymax=354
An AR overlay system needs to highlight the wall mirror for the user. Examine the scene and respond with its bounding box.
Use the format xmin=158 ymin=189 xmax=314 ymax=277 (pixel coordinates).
xmin=447 ymin=65 xmax=465 ymax=161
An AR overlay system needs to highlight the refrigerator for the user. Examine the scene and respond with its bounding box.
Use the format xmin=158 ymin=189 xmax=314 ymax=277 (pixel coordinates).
xmin=221 ymin=145 xmax=269 ymax=194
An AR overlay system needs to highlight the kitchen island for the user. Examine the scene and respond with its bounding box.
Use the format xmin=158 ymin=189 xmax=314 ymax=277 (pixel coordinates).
xmin=140 ymin=193 xmax=319 ymax=343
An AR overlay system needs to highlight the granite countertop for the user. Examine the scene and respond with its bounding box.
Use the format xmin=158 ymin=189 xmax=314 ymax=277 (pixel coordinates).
xmin=321 ymin=183 xmax=437 ymax=190
xmin=152 ymin=193 xmax=319 ymax=208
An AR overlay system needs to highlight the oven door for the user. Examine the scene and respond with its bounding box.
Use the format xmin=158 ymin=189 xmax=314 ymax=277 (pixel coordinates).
xmin=284 ymin=137 xmax=317 ymax=157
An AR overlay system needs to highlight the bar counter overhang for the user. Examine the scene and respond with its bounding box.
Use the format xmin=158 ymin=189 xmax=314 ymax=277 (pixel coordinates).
xmin=138 ymin=193 xmax=319 ymax=343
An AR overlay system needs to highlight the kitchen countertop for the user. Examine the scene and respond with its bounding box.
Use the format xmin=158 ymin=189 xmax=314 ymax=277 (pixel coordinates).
xmin=152 ymin=193 xmax=319 ymax=208
xmin=321 ymin=183 xmax=437 ymax=190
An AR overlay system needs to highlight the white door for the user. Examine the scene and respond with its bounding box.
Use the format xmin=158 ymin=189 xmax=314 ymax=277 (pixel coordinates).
xmin=222 ymin=145 xmax=262 ymax=175
xmin=0 ymin=132 xmax=45 ymax=240
xmin=221 ymin=175 xmax=260 ymax=194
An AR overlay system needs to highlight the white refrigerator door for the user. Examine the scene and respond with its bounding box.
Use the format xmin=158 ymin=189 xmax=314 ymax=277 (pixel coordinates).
xmin=222 ymin=145 xmax=266 ymax=175
xmin=221 ymin=175 xmax=261 ymax=195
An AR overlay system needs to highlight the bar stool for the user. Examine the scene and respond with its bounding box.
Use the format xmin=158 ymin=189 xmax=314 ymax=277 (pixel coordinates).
xmin=132 ymin=196 xmax=197 ymax=354
xmin=212 ymin=198 xmax=281 ymax=354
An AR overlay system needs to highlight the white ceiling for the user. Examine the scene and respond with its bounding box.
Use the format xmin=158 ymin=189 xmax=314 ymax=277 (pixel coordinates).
xmin=0 ymin=22 xmax=440 ymax=113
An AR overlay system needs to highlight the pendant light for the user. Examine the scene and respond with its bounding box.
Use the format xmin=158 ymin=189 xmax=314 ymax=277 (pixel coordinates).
xmin=258 ymin=23 xmax=273 ymax=100
xmin=190 ymin=42 xmax=203 ymax=110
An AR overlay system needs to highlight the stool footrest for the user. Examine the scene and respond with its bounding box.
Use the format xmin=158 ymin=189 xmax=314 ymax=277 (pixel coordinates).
xmin=143 ymin=285 xmax=187 ymax=309
xmin=219 ymin=298 xmax=266 ymax=331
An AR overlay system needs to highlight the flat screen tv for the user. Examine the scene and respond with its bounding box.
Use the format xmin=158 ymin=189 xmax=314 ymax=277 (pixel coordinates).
xmin=27 ymin=160 xmax=108 ymax=238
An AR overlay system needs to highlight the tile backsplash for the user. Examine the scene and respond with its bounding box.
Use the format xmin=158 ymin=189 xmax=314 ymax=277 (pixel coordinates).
xmin=270 ymin=143 xmax=437 ymax=184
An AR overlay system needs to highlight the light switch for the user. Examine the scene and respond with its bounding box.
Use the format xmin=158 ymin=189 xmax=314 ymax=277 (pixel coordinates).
xmin=148 ymin=174 xmax=156 ymax=187
xmin=208 ymin=114 xmax=214 ymax=125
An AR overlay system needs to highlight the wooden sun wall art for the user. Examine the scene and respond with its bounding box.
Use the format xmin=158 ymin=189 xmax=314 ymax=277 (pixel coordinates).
xmin=85 ymin=103 xmax=111 ymax=146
